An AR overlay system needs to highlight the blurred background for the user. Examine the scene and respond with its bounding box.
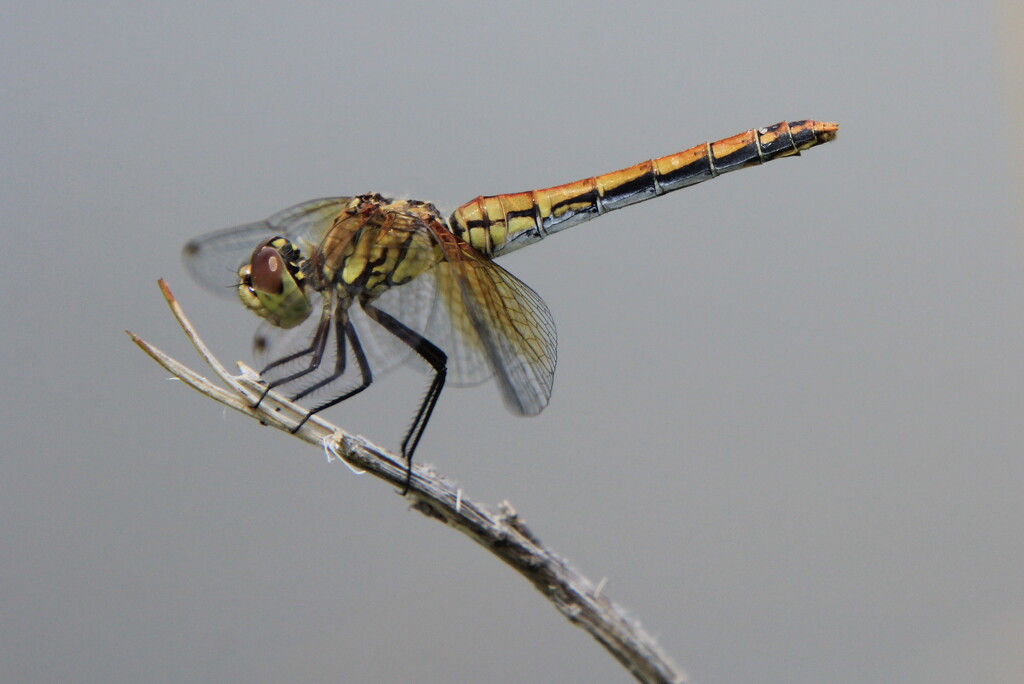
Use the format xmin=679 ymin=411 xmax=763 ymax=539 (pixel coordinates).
xmin=4 ymin=1 xmax=1024 ymax=682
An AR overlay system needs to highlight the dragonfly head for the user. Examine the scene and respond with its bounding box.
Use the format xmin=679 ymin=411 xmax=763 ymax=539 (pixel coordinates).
xmin=237 ymin=237 xmax=312 ymax=329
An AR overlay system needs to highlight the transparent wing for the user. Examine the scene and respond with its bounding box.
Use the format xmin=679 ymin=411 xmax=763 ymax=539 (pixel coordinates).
xmin=182 ymin=198 xmax=352 ymax=295
xmin=424 ymin=233 xmax=557 ymax=416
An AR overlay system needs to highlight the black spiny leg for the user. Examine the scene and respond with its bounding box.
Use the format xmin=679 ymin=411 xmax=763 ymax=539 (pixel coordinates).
xmin=363 ymin=302 xmax=447 ymax=494
xmin=290 ymin=306 xmax=373 ymax=433
xmin=255 ymin=304 xmax=332 ymax=408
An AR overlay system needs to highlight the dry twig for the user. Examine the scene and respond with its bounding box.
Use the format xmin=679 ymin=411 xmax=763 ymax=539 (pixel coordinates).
xmin=128 ymin=279 xmax=687 ymax=684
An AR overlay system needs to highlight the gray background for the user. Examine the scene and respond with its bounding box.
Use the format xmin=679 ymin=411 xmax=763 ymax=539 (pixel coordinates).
xmin=5 ymin=1 xmax=1024 ymax=682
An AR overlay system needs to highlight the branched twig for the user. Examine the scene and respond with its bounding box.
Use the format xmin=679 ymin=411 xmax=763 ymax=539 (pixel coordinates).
xmin=128 ymin=279 xmax=688 ymax=684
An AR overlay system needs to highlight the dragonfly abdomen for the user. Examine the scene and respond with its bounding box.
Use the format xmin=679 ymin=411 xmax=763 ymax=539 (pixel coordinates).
xmin=449 ymin=119 xmax=838 ymax=257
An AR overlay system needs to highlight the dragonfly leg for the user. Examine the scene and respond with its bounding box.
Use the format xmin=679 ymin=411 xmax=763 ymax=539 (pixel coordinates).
xmin=290 ymin=307 xmax=352 ymax=403
xmin=290 ymin=309 xmax=372 ymax=430
xmin=363 ymin=303 xmax=447 ymax=495
xmin=255 ymin=303 xmax=333 ymax=407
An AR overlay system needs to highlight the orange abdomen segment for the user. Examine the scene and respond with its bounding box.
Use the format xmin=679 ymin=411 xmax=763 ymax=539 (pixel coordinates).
xmin=449 ymin=119 xmax=838 ymax=257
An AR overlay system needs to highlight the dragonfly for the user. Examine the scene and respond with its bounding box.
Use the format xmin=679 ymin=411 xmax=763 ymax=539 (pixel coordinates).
xmin=183 ymin=119 xmax=838 ymax=492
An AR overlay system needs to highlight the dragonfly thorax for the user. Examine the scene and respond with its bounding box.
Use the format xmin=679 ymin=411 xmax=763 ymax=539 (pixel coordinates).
xmin=316 ymin=194 xmax=446 ymax=299
xmin=237 ymin=236 xmax=313 ymax=329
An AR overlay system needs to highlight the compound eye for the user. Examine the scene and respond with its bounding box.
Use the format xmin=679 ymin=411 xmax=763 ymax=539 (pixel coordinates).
xmin=250 ymin=246 xmax=284 ymax=294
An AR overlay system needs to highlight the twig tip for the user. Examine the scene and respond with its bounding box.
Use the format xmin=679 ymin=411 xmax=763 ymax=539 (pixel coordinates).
xmin=157 ymin=278 xmax=173 ymax=302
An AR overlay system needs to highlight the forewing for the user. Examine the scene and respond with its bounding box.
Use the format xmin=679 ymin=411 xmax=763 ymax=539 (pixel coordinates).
xmin=426 ymin=237 xmax=557 ymax=416
xmin=182 ymin=198 xmax=351 ymax=296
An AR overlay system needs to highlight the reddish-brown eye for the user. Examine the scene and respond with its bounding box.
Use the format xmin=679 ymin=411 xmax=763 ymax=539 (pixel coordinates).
xmin=251 ymin=247 xmax=284 ymax=294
